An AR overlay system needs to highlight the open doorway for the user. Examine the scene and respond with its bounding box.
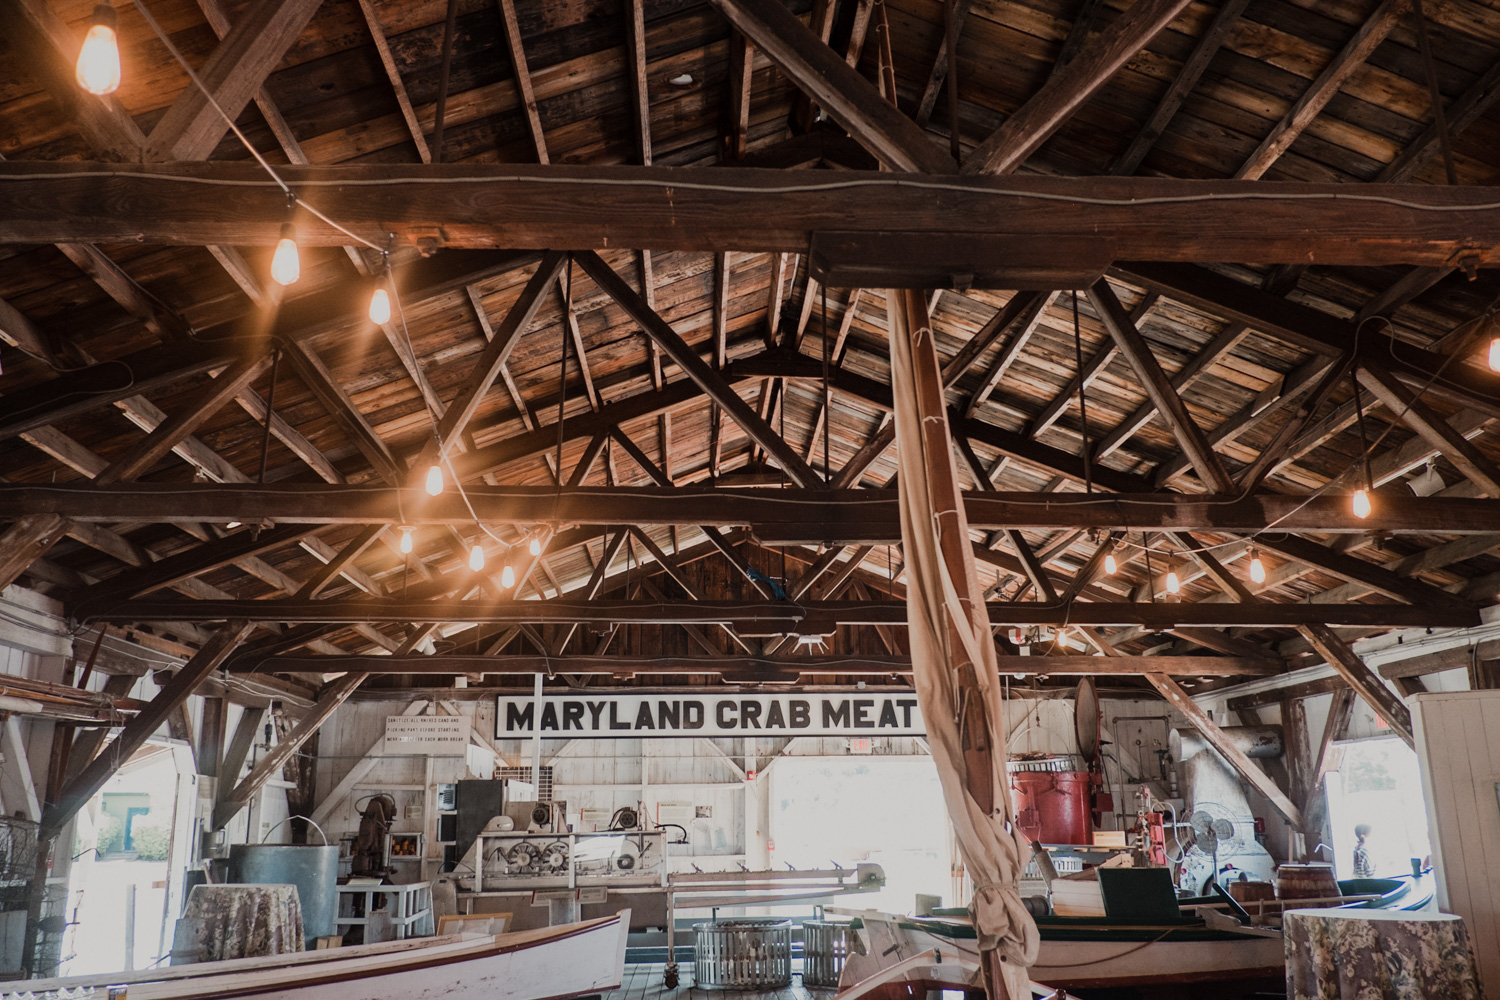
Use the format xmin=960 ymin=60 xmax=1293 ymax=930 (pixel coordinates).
xmin=1323 ymin=736 xmax=1430 ymax=880
xmin=769 ymin=756 xmax=953 ymax=913
xmin=62 ymin=741 xmax=197 ymax=975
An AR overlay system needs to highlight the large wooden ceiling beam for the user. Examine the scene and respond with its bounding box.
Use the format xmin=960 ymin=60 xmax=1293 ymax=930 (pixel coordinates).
xmin=17 ymin=483 xmax=1500 ymax=536
xmin=1356 ymin=361 xmax=1500 ymax=497
xmin=962 ymin=0 xmax=1195 ymax=175
xmin=40 ymin=620 xmax=253 ymax=838
xmin=707 ymin=0 xmax=955 ymax=173
xmin=1145 ymin=673 xmax=1305 ymax=828
xmin=247 ymin=653 xmax=1268 ymax=677
xmin=1235 ymin=0 xmax=1409 ymax=180
xmin=14 ymin=165 xmax=1500 ymax=269
xmin=1088 ymin=280 xmax=1233 ymax=491
xmin=1111 ymin=0 xmax=1250 ymax=175
xmin=80 ymin=597 xmax=1476 ymax=630
xmin=1115 ymin=263 xmax=1500 ymax=421
xmin=1297 ymin=623 xmax=1414 ymax=747
xmin=576 ymin=251 xmax=822 ymax=487
xmin=144 ymin=0 xmax=326 ymax=162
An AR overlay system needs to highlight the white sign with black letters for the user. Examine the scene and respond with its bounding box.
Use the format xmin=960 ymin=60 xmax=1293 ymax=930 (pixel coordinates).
xmin=495 ymin=691 xmax=923 ymax=738
xmin=383 ymin=715 xmax=471 ymax=754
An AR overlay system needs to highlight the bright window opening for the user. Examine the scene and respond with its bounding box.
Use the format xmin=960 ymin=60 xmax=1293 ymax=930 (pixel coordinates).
xmin=1323 ymin=736 xmax=1430 ymax=880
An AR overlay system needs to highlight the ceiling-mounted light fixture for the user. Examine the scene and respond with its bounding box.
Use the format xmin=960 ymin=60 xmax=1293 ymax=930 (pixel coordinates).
xmin=500 ymin=564 xmax=516 ymax=589
xmin=1249 ymin=548 xmax=1266 ymax=584
xmin=1489 ymin=336 xmax=1500 ymax=373
xmin=529 ymin=533 xmax=543 ymax=557
xmin=76 ymin=5 xmax=121 ymax=95
xmin=1409 ymin=461 xmax=1445 ymax=498
xmin=368 ymin=286 xmax=391 ymax=325
xmin=399 ymin=526 xmax=413 ymax=554
xmin=1103 ymin=553 xmax=1117 ymax=575
xmin=270 ymin=222 xmax=300 ymax=286
xmin=1165 ymin=565 xmax=1181 ymax=595
xmin=425 ymin=463 xmax=444 ymax=496
xmin=1351 ymin=488 xmax=1372 ymax=519
xmin=469 ymin=544 xmax=485 ymax=572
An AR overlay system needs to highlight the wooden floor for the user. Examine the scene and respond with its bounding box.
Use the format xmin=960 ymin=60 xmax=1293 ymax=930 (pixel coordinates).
xmin=605 ymin=963 xmax=828 ymax=1000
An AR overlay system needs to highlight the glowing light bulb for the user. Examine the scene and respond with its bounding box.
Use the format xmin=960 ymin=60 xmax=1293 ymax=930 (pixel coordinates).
xmin=368 ymin=287 xmax=391 ymax=325
xmin=1103 ymin=553 xmax=1117 ymax=575
xmin=1165 ymin=569 xmax=1181 ymax=595
xmin=270 ymin=222 xmax=300 ymax=286
xmin=1249 ymin=550 xmax=1266 ymax=584
xmin=399 ymin=526 xmax=413 ymax=554
xmin=1352 ymin=488 xmax=1372 ymax=519
xmin=469 ymin=544 xmax=485 ymax=572
xmin=500 ymin=564 xmax=516 ymax=589
xmin=425 ymin=463 xmax=443 ymax=496
xmin=529 ymin=535 xmax=542 ymax=557
xmin=1490 ymin=337 xmax=1500 ymax=373
xmin=76 ymin=6 xmax=121 ymax=95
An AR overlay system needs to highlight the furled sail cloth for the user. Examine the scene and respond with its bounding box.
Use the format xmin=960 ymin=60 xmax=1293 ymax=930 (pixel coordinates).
xmin=886 ymin=289 xmax=1040 ymax=996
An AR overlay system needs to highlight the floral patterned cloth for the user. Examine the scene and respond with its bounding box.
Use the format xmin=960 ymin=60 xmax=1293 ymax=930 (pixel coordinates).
xmin=1285 ymin=908 xmax=1483 ymax=1000
xmin=181 ymin=884 xmax=305 ymax=961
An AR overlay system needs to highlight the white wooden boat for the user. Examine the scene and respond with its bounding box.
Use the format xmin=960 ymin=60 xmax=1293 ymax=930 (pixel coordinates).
xmin=834 ymin=909 xmax=1281 ymax=995
xmin=3 ymin=913 xmax=629 ymax=1000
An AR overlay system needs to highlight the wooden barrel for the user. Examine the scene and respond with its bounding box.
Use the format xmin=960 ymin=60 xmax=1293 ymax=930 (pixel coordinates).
xmin=1276 ymin=863 xmax=1339 ymax=904
xmin=1228 ymin=879 xmax=1276 ymax=904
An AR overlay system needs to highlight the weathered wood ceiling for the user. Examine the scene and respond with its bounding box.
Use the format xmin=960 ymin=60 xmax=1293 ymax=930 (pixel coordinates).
xmin=2 ymin=0 xmax=1500 ymax=706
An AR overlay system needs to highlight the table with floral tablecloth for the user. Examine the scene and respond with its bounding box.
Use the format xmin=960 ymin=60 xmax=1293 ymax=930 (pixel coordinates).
xmin=179 ymin=883 xmax=304 ymax=962
xmin=1285 ymin=907 xmax=1484 ymax=1000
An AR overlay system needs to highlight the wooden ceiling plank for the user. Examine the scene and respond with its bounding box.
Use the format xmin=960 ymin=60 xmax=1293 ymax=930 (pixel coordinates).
xmin=1298 ymin=623 xmax=1413 ymax=747
xmin=296 ymin=525 xmax=385 ymax=599
xmin=577 ymin=251 xmax=821 ymax=487
xmin=706 ymin=0 xmax=955 ymax=173
xmin=965 ymin=292 xmax=1057 ymax=417
xmin=1256 ymin=534 xmax=1472 ymax=613
xmin=0 ymin=292 xmax=64 ymax=367
xmin=561 ymin=285 xmax=602 ymax=411
xmin=962 ymin=0 xmax=1195 ymax=175
xmin=1005 ymin=530 xmax=1060 ymax=603
xmin=278 ymin=338 xmax=405 ymax=485
xmin=1088 ymin=280 xmax=1234 ymax=492
xmin=1235 ymin=0 xmax=1410 ymax=180
xmin=1110 ymin=0 xmax=1250 ymax=175
xmin=144 ymin=0 xmax=326 ymax=162
xmin=1357 ymin=361 xmax=1500 ymax=497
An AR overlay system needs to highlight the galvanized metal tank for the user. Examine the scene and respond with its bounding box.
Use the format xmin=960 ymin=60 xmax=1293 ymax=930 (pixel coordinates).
xmin=801 ymin=920 xmax=855 ymax=988
xmin=693 ymin=918 xmax=792 ymax=989
xmin=227 ymin=844 xmax=340 ymax=944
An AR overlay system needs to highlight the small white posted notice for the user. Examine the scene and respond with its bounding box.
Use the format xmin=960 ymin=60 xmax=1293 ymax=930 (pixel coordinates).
xmin=383 ymin=715 xmax=472 ymax=754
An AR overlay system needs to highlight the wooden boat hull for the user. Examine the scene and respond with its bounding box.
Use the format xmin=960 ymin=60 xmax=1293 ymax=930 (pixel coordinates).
xmin=6 ymin=913 xmax=630 ymax=1000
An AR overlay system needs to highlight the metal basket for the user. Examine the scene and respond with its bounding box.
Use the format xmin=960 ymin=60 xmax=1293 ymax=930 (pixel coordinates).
xmin=800 ymin=920 xmax=855 ymax=988
xmin=693 ymin=919 xmax=792 ymax=989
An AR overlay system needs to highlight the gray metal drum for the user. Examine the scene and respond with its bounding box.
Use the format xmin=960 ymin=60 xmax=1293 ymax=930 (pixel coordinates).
xmin=801 ymin=920 xmax=855 ymax=988
xmin=227 ymin=844 xmax=340 ymax=944
xmin=693 ymin=919 xmax=793 ymax=989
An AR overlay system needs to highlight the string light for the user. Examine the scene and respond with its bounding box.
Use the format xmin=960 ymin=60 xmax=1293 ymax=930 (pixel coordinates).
xmin=1249 ymin=548 xmax=1266 ymax=584
xmin=1103 ymin=553 xmax=1117 ymax=575
xmin=528 ymin=534 xmax=542 ymax=557
xmin=500 ymin=564 xmax=516 ymax=589
xmin=1165 ymin=566 xmax=1181 ymax=595
xmin=368 ymin=286 xmax=391 ymax=325
xmin=1352 ymin=488 xmax=1372 ymax=519
xmin=76 ymin=5 xmax=121 ymax=95
xmin=469 ymin=544 xmax=485 ymax=572
xmin=399 ymin=526 xmax=413 ymax=554
xmin=1489 ymin=336 xmax=1500 ymax=373
xmin=425 ymin=463 xmax=444 ymax=496
xmin=270 ymin=222 xmax=300 ymax=286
